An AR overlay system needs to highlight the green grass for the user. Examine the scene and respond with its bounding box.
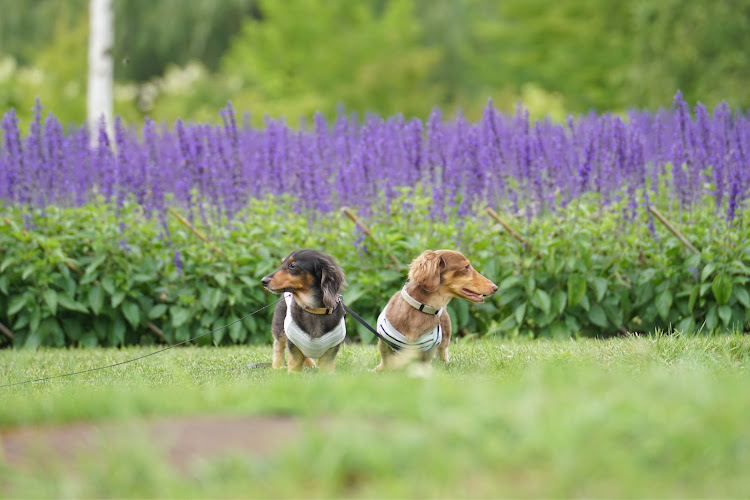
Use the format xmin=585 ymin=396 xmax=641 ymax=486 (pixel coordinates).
xmin=1 ymin=335 xmax=750 ymax=498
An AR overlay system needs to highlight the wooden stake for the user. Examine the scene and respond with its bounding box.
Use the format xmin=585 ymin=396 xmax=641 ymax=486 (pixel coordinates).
xmin=486 ymin=208 xmax=542 ymax=258
xmin=168 ymin=208 xmax=224 ymax=256
xmin=146 ymin=321 xmax=166 ymax=341
xmin=648 ymin=206 xmax=700 ymax=255
xmin=0 ymin=321 xmax=14 ymax=340
xmin=341 ymin=207 xmax=401 ymax=267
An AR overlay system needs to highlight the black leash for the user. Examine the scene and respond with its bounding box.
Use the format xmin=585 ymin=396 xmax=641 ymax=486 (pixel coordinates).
xmin=0 ymin=297 xmax=281 ymax=389
xmin=342 ymin=302 xmax=383 ymax=341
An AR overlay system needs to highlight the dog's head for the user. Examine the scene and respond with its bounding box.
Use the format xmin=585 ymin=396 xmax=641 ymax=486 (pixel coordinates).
xmin=261 ymin=249 xmax=347 ymax=308
xmin=408 ymin=249 xmax=498 ymax=303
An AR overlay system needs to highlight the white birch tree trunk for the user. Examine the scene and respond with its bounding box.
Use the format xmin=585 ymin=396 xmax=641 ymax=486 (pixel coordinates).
xmin=87 ymin=0 xmax=114 ymax=146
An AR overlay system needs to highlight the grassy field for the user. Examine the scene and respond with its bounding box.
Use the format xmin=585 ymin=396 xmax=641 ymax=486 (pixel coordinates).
xmin=1 ymin=335 xmax=750 ymax=498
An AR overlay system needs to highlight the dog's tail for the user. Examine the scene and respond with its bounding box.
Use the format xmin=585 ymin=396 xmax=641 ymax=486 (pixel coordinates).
xmin=247 ymin=362 xmax=272 ymax=369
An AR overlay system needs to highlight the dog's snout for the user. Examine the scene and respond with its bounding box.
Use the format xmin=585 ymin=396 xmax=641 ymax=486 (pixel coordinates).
xmin=491 ymin=284 xmax=498 ymax=293
xmin=261 ymin=276 xmax=271 ymax=287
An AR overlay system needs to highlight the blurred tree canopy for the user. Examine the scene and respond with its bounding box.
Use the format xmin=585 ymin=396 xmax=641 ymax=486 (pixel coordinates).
xmin=0 ymin=0 xmax=748 ymax=126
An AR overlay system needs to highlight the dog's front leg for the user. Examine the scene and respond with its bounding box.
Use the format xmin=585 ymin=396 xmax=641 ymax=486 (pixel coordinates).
xmin=318 ymin=344 xmax=341 ymax=373
xmin=272 ymin=335 xmax=287 ymax=369
xmin=372 ymin=339 xmax=393 ymax=372
xmin=437 ymin=315 xmax=452 ymax=364
xmin=287 ymin=343 xmax=306 ymax=373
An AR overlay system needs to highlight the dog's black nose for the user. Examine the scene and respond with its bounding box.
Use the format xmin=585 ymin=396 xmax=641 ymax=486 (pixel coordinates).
xmin=491 ymin=284 xmax=498 ymax=293
xmin=261 ymin=276 xmax=271 ymax=287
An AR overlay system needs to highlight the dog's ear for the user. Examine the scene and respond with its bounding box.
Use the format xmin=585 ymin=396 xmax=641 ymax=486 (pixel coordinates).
xmin=408 ymin=250 xmax=445 ymax=292
xmin=320 ymin=258 xmax=347 ymax=309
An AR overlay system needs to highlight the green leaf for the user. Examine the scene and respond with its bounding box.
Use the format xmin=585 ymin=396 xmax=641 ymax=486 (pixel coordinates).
xmin=706 ymin=305 xmax=718 ymax=330
xmin=532 ymin=289 xmax=551 ymax=316
xmin=8 ymin=295 xmax=27 ymax=317
xmin=43 ymin=289 xmax=58 ymax=315
xmin=171 ymin=306 xmax=191 ymax=328
xmin=213 ymin=324 xmax=226 ymax=345
xmin=718 ymin=305 xmax=732 ymax=328
xmin=0 ymin=275 xmax=8 ymax=295
xmin=24 ymin=330 xmax=43 ymax=350
xmin=587 ymin=304 xmax=608 ymax=328
xmin=62 ymin=318 xmax=82 ymax=341
xmin=525 ymin=276 xmax=536 ymax=296
xmin=341 ymin=283 xmax=366 ymax=305
xmin=685 ymin=253 xmax=702 ymax=270
xmin=552 ymin=290 xmax=567 ymax=316
xmin=549 ymin=320 xmax=571 ymax=339
xmin=498 ymin=275 xmax=523 ymax=291
xmin=565 ymin=315 xmax=580 ymax=333
xmin=514 ymin=302 xmax=527 ymax=325
xmin=701 ymin=263 xmax=716 ymax=282
xmin=80 ymin=332 xmax=99 ymax=348
xmin=148 ymin=304 xmax=168 ymax=320
xmin=121 ymin=301 xmax=140 ymax=329
xmin=200 ymin=287 xmax=224 ymax=311
xmin=29 ymin=305 xmax=42 ymax=333
xmin=215 ymin=273 xmax=227 ymax=287
xmin=111 ymin=290 xmax=126 ymax=308
xmin=88 ymin=284 xmax=104 ymax=315
xmin=22 ymin=265 xmax=35 ymax=280
xmin=13 ymin=312 xmax=30 ymax=330
xmin=591 ymin=277 xmax=608 ymax=302
xmin=210 ymin=288 xmax=223 ymax=310
xmin=567 ymin=274 xmax=586 ymax=307
xmin=688 ymin=285 xmax=699 ymax=312
xmin=112 ymin=315 xmax=126 ymax=345
xmin=44 ymin=317 xmax=65 ymax=347
xmin=734 ymin=287 xmax=750 ymax=309
xmin=1 ymin=256 xmax=16 ymax=273
xmin=58 ymin=294 xmax=89 ymax=313
xmin=675 ymin=317 xmax=695 ymax=334
xmin=228 ymin=314 xmax=244 ymax=342
xmin=85 ymin=254 xmax=107 ymax=276
xmin=712 ymin=273 xmax=732 ymax=306
xmin=101 ymin=276 xmax=115 ymax=295
xmin=655 ymin=289 xmax=673 ymax=321
xmin=579 ymin=293 xmax=590 ymax=312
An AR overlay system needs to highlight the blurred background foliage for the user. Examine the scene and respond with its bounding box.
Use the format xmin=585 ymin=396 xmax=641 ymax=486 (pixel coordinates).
xmin=1 ymin=0 xmax=749 ymax=126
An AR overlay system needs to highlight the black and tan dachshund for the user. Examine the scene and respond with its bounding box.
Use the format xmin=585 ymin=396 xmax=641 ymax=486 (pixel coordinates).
xmin=261 ymin=249 xmax=347 ymax=373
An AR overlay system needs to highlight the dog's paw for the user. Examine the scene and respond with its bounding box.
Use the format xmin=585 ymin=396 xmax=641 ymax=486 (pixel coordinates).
xmin=407 ymin=362 xmax=433 ymax=379
xmin=247 ymin=362 xmax=272 ymax=369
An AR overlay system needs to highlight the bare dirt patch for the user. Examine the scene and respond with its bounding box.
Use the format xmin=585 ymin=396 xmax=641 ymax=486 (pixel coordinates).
xmin=1 ymin=415 xmax=301 ymax=471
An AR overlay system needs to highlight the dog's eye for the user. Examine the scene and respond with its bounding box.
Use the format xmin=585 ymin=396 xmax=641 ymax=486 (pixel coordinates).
xmin=289 ymin=262 xmax=296 ymax=269
xmin=465 ymin=264 xmax=470 ymax=269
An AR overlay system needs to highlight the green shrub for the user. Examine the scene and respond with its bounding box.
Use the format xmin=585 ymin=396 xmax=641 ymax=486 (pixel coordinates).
xmin=1 ymin=192 xmax=748 ymax=348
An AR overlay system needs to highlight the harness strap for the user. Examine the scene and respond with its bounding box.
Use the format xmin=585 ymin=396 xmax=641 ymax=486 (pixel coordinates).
xmin=376 ymin=307 xmax=442 ymax=353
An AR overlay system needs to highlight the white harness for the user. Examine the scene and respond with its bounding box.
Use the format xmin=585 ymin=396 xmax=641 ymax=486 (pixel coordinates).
xmin=376 ymin=304 xmax=443 ymax=352
xmin=284 ymin=293 xmax=346 ymax=358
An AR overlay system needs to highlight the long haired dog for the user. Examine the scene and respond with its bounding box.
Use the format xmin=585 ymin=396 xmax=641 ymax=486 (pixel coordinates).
xmin=261 ymin=249 xmax=347 ymax=373
xmin=374 ymin=250 xmax=498 ymax=371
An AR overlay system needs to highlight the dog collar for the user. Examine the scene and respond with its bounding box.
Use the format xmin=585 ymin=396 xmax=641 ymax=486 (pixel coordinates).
xmin=299 ymin=294 xmax=342 ymax=315
xmin=401 ymin=287 xmax=441 ymax=315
